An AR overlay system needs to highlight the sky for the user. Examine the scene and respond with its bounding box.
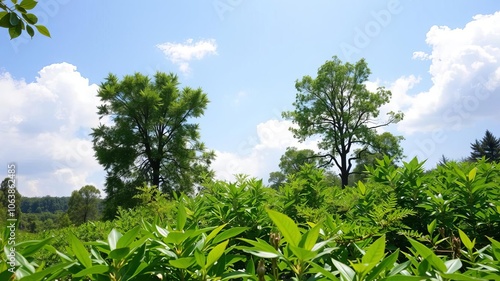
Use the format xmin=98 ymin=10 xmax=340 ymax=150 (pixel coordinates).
xmin=1 ymin=0 xmax=500 ymax=197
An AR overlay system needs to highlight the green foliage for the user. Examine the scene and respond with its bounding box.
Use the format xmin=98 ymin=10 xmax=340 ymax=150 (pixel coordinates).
xmin=91 ymin=72 xmax=215 ymax=218
xmin=283 ymin=56 xmax=403 ymax=187
xmin=0 ymin=0 xmax=50 ymax=39
xmin=67 ymin=185 xmax=101 ymax=225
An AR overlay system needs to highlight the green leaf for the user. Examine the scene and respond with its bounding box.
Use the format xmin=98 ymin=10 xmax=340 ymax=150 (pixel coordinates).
xmin=205 ymin=223 xmax=227 ymax=245
xmin=427 ymin=219 xmax=437 ymax=235
xmin=17 ymin=237 xmax=53 ymax=257
xmin=35 ymin=24 xmax=50 ymax=37
xmin=21 ymin=12 xmax=37 ymax=24
xmin=26 ymin=24 xmax=34 ymax=37
xmin=14 ymin=4 xmax=26 ymax=14
xmin=9 ymin=24 xmax=21 ymax=39
xmin=213 ymin=227 xmax=248 ymax=244
xmin=309 ymin=262 xmax=340 ymax=280
xmin=221 ymin=271 xmax=253 ymax=280
xmin=332 ymin=258 xmax=356 ymax=281
xmin=194 ymin=248 xmax=206 ymax=267
xmin=9 ymin=12 xmax=19 ymax=26
xmin=299 ymin=222 xmax=321 ymax=251
xmin=0 ymin=13 xmax=10 ymax=28
xmin=19 ymin=0 xmax=37 ymax=10
xmin=239 ymin=237 xmax=281 ymax=256
xmin=266 ymin=208 xmax=301 ymax=247
xmin=108 ymin=228 xmax=122 ymax=251
xmin=109 ymin=247 xmax=130 ymax=260
xmin=169 ymin=257 xmax=195 ymax=269
xmin=468 ymin=167 xmax=477 ymax=181
xmin=458 ymin=229 xmax=475 ymax=251
xmin=117 ymin=226 xmax=140 ymax=249
xmin=177 ymin=200 xmax=187 ymax=230
xmin=155 ymin=225 xmax=169 ymax=237
xmin=444 ymin=259 xmax=462 ymax=274
xmin=289 ymin=245 xmax=317 ymax=261
xmin=365 ymin=249 xmax=399 ymax=281
xmin=362 ymin=234 xmax=386 ymax=265
xmin=408 ymin=238 xmax=447 ymax=273
xmin=358 ymin=181 xmax=366 ymax=196
xmin=206 ymin=240 xmax=229 ymax=268
xmin=18 ymin=261 xmax=74 ymax=281
xmin=73 ymin=265 xmax=110 ymax=277
xmin=69 ymin=233 xmax=92 ymax=269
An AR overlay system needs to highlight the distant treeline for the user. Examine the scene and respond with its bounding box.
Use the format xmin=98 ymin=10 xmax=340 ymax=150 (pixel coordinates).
xmin=20 ymin=196 xmax=70 ymax=213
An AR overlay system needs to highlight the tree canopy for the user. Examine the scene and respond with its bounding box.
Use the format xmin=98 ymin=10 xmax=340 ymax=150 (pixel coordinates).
xmin=469 ymin=130 xmax=500 ymax=163
xmin=0 ymin=0 xmax=50 ymax=39
xmin=67 ymin=185 xmax=101 ymax=225
xmin=91 ymin=72 xmax=214 ymax=218
xmin=283 ymin=56 xmax=403 ymax=188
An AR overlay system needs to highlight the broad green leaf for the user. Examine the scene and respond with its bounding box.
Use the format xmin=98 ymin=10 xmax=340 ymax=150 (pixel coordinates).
xmin=439 ymin=273 xmax=486 ymax=281
xmin=266 ymin=208 xmax=300 ymax=247
xmin=444 ymin=259 xmax=462 ymax=274
xmin=365 ymin=249 xmax=399 ymax=281
xmin=194 ymin=248 xmax=205 ymax=267
xmin=213 ymin=227 xmax=248 ymax=244
xmin=109 ymin=247 xmax=130 ymax=260
xmin=164 ymin=231 xmax=191 ymax=245
xmin=17 ymin=237 xmax=53 ymax=257
xmin=384 ymin=276 xmax=427 ymax=281
xmin=242 ymin=250 xmax=279 ymax=258
xmin=299 ymin=222 xmax=321 ymax=251
xmin=0 ymin=12 xmax=9 ymax=28
xmin=458 ymin=229 xmax=475 ymax=251
xmin=73 ymin=265 xmax=110 ymax=277
xmin=245 ymin=257 xmax=255 ymax=275
xmin=69 ymin=233 xmax=92 ymax=268
xmin=9 ymin=12 xmax=19 ymax=26
xmin=155 ymin=225 xmax=169 ymax=237
xmin=19 ymin=0 xmax=37 ymax=9
xmin=362 ymin=235 xmax=386 ymax=265
xmin=169 ymin=257 xmax=195 ymax=269
xmin=309 ymin=262 xmax=340 ymax=281
xmin=239 ymin=238 xmax=281 ymax=256
xmin=487 ymin=237 xmax=500 ymax=260
xmin=177 ymin=200 xmax=187 ymax=230
xmin=19 ymin=261 xmax=74 ymax=281
xmin=289 ymin=245 xmax=317 ymax=261
xmin=206 ymin=240 xmax=229 ymax=268
xmin=358 ymin=181 xmax=366 ymax=196
xmin=35 ymin=24 xmax=50 ymax=37
xmin=221 ymin=271 xmax=253 ymax=280
xmin=332 ymin=259 xmax=356 ymax=281
xmin=427 ymin=219 xmax=437 ymax=235
xmin=107 ymin=228 xmax=122 ymax=251
xmin=468 ymin=167 xmax=477 ymax=181
xmin=408 ymin=238 xmax=447 ymax=273
xmin=26 ymin=24 xmax=34 ymax=37
xmin=9 ymin=25 xmax=22 ymax=39
xmin=117 ymin=226 xmax=140 ymax=249
xmin=205 ymin=223 xmax=227 ymax=245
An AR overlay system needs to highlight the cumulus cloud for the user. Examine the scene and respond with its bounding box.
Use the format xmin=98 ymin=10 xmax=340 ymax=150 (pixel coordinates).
xmin=156 ymin=38 xmax=217 ymax=74
xmin=211 ymin=119 xmax=319 ymax=182
xmin=0 ymin=63 xmax=104 ymax=196
xmin=384 ymin=12 xmax=500 ymax=134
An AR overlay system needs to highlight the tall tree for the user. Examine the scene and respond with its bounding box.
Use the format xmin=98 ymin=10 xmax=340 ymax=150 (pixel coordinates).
xmin=67 ymin=185 xmax=101 ymax=225
xmin=283 ymin=56 xmax=403 ymax=188
xmin=92 ymin=72 xmax=214 ymax=218
xmin=0 ymin=178 xmax=21 ymax=225
xmin=469 ymin=130 xmax=500 ymax=163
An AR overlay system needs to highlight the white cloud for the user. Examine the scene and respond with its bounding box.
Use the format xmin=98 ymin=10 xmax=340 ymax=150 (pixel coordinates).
xmin=212 ymin=119 xmax=319 ymax=182
xmin=156 ymin=38 xmax=217 ymax=74
xmin=412 ymin=51 xmax=431 ymax=60
xmin=0 ymin=63 xmax=104 ymax=196
xmin=383 ymin=11 xmax=500 ymax=134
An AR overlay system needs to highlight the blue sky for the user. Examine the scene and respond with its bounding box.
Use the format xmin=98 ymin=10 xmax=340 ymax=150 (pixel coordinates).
xmin=1 ymin=0 xmax=500 ymax=196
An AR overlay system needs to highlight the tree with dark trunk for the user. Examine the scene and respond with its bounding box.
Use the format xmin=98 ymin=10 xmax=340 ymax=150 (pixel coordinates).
xmin=283 ymin=56 xmax=403 ymax=188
